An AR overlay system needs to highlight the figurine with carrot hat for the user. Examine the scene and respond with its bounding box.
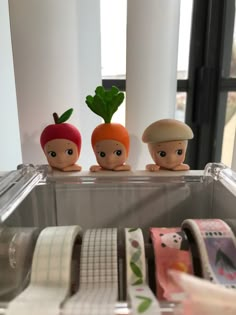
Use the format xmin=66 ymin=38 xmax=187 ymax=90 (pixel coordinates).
xmin=86 ymin=86 xmax=131 ymax=172
xmin=40 ymin=108 xmax=82 ymax=171
xmin=142 ymin=119 xmax=193 ymax=171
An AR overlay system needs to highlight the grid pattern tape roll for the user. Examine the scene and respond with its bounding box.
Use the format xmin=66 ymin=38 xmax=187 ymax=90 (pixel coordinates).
xmin=62 ymin=228 xmax=118 ymax=315
xmin=125 ymin=228 xmax=160 ymax=315
xmin=182 ymin=219 xmax=236 ymax=288
xmin=6 ymin=225 xmax=82 ymax=315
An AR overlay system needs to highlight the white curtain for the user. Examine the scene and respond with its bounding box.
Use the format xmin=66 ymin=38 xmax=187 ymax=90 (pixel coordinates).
xmin=8 ymin=0 xmax=102 ymax=170
xmin=232 ymin=129 xmax=236 ymax=171
xmin=126 ymin=0 xmax=181 ymax=170
xmin=0 ymin=0 xmax=22 ymax=171
xmin=4 ymin=0 xmax=181 ymax=171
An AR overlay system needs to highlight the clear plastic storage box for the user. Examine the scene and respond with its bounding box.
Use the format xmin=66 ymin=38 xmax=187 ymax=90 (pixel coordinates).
xmin=0 ymin=162 xmax=236 ymax=314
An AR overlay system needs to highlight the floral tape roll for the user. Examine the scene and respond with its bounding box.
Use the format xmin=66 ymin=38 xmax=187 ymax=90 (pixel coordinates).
xmin=6 ymin=225 xmax=82 ymax=315
xmin=0 ymin=227 xmax=40 ymax=302
xmin=62 ymin=228 xmax=118 ymax=315
xmin=125 ymin=228 xmax=160 ymax=315
xmin=182 ymin=219 xmax=236 ymax=288
xmin=150 ymin=227 xmax=193 ymax=300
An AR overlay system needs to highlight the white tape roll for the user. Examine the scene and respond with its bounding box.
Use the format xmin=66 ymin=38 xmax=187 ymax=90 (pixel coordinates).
xmin=5 ymin=225 xmax=82 ymax=315
xmin=62 ymin=228 xmax=118 ymax=315
xmin=125 ymin=228 xmax=160 ymax=315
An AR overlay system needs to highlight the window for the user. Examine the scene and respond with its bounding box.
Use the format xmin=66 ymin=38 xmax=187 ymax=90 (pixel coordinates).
xmin=221 ymin=92 xmax=236 ymax=166
xmin=101 ymin=0 xmax=193 ymax=121
xmin=220 ymin=1 xmax=236 ymax=167
xmin=100 ymin=0 xmax=126 ymax=80
xmin=101 ymin=0 xmax=236 ymax=169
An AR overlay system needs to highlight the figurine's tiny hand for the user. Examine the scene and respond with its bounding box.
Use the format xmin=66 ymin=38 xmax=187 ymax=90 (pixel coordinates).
xmin=62 ymin=164 xmax=82 ymax=172
xmin=90 ymin=165 xmax=102 ymax=172
xmin=146 ymin=164 xmax=160 ymax=172
xmin=172 ymin=163 xmax=190 ymax=171
xmin=113 ymin=164 xmax=131 ymax=171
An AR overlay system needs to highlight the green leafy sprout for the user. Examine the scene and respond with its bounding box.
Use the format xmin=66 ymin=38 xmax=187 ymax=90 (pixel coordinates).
xmin=53 ymin=108 xmax=73 ymax=124
xmin=86 ymin=86 xmax=125 ymax=123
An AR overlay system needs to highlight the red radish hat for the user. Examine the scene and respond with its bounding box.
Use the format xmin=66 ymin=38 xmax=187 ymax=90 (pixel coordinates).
xmin=40 ymin=109 xmax=82 ymax=150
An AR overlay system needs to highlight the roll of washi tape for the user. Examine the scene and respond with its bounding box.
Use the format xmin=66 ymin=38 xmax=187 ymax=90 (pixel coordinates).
xmin=0 ymin=227 xmax=40 ymax=302
xmin=125 ymin=228 xmax=160 ymax=315
xmin=182 ymin=219 xmax=236 ymax=288
xmin=5 ymin=225 xmax=82 ymax=315
xmin=224 ymin=219 xmax=236 ymax=237
xmin=169 ymin=270 xmax=236 ymax=315
xmin=150 ymin=227 xmax=193 ymax=300
xmin=62 ymin=228 xmax=118 ymax=315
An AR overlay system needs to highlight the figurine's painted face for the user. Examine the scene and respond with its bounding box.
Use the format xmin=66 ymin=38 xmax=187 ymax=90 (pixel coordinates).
xmin=148 ymin=140 xmax=188 ymax=170
xmin=44 ymin=139 xmax=79 ymax=170
xmin=94 ymin=139 xmax=127 ymax=170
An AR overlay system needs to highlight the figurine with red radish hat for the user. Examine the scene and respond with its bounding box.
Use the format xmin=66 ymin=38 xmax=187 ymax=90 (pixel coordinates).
xmin=40 ymin=108 xmax=82 ymax=171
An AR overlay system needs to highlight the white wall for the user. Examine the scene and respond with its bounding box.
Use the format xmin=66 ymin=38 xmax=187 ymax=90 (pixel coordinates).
xmin=9 ymin=0 xmax=101 ymax=170
xmin=0 ymin=0 xmax=22 ymax=171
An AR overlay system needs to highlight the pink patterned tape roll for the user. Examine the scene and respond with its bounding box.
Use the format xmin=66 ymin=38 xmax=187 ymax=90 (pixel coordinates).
xmin=169 ymin=270 xmax=236 ymax=315
xmin=150 ymin=227 xmax=193 ymax=300
xmin=182 ymin=219 xmax=236 ymax=288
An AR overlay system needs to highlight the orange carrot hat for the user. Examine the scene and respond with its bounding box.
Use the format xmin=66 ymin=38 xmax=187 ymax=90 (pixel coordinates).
xmin=86 ymin=86 xmax=130 ymax=155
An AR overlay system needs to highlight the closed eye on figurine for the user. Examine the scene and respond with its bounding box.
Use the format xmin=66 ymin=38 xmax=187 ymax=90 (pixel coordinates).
xmin=157 ymin=151 xmax=166 ymax=157
xmin=48 ymin=151 xmax=57 ymax=157
xmin=114 ymin=150 xmax=122 ymax=156
xmin=65 ymin=149 xmax=73 ymax=155
xmin=99 ymin=151 xmax=106 ymax=158
xmin=176 ymin=149 xmax=183 ymax=155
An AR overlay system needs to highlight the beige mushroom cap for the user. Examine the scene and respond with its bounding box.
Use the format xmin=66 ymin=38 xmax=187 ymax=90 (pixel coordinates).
xmin=142 ymin=119 xmax=194 ymax=143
